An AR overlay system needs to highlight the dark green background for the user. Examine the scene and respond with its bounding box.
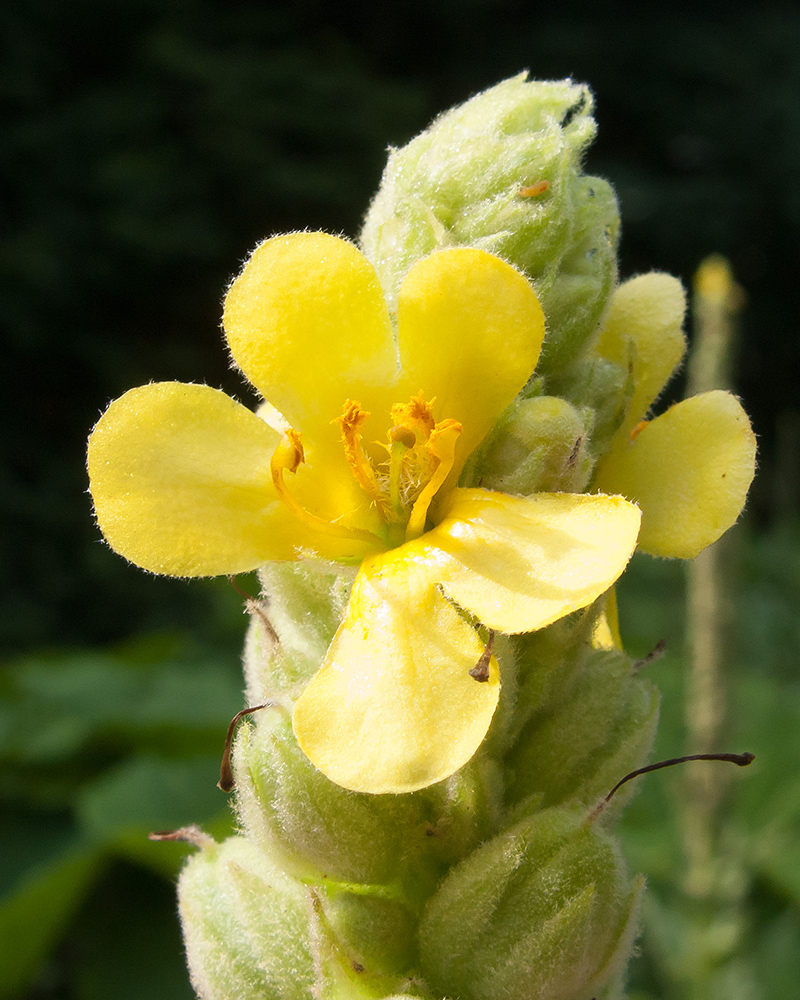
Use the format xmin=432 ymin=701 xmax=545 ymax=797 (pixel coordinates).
xmin=2 ymin=3 xmax=799 ymax=998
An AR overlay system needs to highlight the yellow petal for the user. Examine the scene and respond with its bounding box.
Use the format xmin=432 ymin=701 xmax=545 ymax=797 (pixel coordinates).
xmin=87 ymin=383 xmax=368 ymax=576
xmin=595 ymin=273 xmax=687 ymax=433
xmin=224 ymin=232 xmax=397 ymax=414
xmin=293 ymin=551 xmax=500 ymax=794
xmin=396 ymin=248 xmax=545 ymax=478
xmin=591 ymin=587 xmax=622 ymax=651
xmin=593 ymin=390 xmax=756 ymax=559
xmin=425 ymin=489 xmax=641 ymax=633
xmin=223 ymin=233 xmax=399 ymax=497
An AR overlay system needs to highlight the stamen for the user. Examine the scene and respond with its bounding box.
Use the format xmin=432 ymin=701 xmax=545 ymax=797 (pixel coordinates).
xmin=336 ymin=401 xmax=388 ymax=516
xmin=388 ymin=425 xmax=415 ymax=516
xmin=270 ymin=430 xmax=383 ymax=547
xmin=406 ymin=419 xmax=462 ymax=541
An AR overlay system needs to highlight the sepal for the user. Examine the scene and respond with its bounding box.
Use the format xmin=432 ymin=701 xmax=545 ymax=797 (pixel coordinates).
xmin=315 ymin=889 xmax=418 ymax=982
xmin=504 ymin=648 xmax=659 ymax=816
xmin=178 ymin=836 xmax=315 ymax=1000
xmin=419 ymin=807 xmax=643 ymax=1000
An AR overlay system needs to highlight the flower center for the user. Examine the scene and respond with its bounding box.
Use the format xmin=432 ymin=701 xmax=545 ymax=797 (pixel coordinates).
xmin=270 ymin=393 xmax=462 ymax=551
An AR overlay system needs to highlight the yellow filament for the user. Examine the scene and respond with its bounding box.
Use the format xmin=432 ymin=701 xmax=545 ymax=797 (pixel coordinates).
xmin=406 ymin=419 xmax=462 ymax=541
xmin=336 ymin=401 xmax=388 ymax=516
xmin=270 ymin=430 xmax=383 ymax=546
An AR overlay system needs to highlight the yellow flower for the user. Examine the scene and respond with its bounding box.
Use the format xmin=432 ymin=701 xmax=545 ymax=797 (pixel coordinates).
xmin=88 ymin=233 xmax=641 ymax=794
xmin=592 ymin=273 xmax=756 ymax=559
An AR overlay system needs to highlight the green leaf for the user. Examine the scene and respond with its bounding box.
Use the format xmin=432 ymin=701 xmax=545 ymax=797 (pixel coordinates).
xmin=75 ymin=754 xmax=235 ymax=876
xmin=0 ymin=644 xmax=244 ymax=806
xmin=0 ymin=845 xmax=103 ymax=999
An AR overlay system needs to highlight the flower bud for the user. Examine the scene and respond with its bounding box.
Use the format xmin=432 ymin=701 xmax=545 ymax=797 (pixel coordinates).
xmin=504 ymin=648 xmax=659 ymax=816
xmin=360 ymin=74 xmax=619 ymax=370
xmin=419 ymin=808 xmax=642 ymax=1000
xmin=178 ymin=836 xmax=315 ymax=1000
xmin=507 ymin=601 xmax=609 ymax=745
xmin=243 ymin=561 xmax=354 ymax=704
xmin=476 ymin=394 xmax=592 ymax=495
xmin=547 ymin=352 xmax=633 ymax=462
xmin=233 ymin=715 xmax=441 ymax=893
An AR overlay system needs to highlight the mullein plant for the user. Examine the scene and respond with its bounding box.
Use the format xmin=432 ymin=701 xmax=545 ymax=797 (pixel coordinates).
xmin=87 ymin=75 xmax=756 ymax=1000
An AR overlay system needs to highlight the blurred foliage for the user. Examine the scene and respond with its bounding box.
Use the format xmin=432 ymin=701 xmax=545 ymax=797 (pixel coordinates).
xmin=0 ymin=625 xmax=245 ymax=998
xmin=3 ymin=1 xmax=800 ymax=997
xmin=617 ymin=525 xmax=800 ymax=999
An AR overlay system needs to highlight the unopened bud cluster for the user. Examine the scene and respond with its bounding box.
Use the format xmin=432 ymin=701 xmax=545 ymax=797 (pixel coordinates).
xmin=181 ymin=598 xmax=654 ymax=1000
xmin=180 ymin=75 xmax=668 ymax=1000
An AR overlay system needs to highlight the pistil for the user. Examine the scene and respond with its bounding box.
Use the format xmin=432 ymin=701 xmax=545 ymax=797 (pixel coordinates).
xmin=388 ymin=425 xmax=415 ymax=516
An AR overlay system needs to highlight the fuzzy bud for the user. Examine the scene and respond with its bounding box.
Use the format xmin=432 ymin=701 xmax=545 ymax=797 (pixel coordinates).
xmin=360 ymin=74 xmax=619 ymax=371
xmin=419 ymin=808 xmax=642 ymax=1000
xmin=476 ymin=394 xmax=592 ymax=495
xmin=178 ymin=836 xmax=315 ymax=1000
xmin=233 ymin=715 xmax=442 ymax=894
xmin=504 ymin=648 xmax=659 ymax=816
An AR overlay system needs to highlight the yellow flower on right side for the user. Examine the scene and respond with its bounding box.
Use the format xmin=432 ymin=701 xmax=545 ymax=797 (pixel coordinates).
xmin=592 ymin=271 xmax=756 ymax=559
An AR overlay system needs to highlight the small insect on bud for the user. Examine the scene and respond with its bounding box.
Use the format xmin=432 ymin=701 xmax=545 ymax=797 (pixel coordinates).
xmin=518 ymin=180 xmax=551 ymax=197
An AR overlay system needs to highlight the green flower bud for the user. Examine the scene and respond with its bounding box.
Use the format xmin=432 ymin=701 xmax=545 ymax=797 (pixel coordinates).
xmin=475 ymin=394 xmax=592 ymax=495
xmin=506 ymin=602 xmax=609 ymax=747
xmin=317 ymin=888 xmax=418 ymax=979
xmin=504 ymin=648 xmax=659 ymax=816
xmin=243 ymin=561 xmax=353 ymax=703
xmin=547 ymin=351 xmax=633 ymax=462
xmin=180 ymin=837 xmax=423 ymax=1000
xmin=178 ymin=836 xmax=315 ymax=1000
xmin=419 ymin=808 xmax=642 ymax=1000
xmin=233 ymin=715 xmax=441 ymax=895
xmin=360 ymin=73 xmax=619 ymax=371
xmin=536 ymin=175 xmax=620 ymax=374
